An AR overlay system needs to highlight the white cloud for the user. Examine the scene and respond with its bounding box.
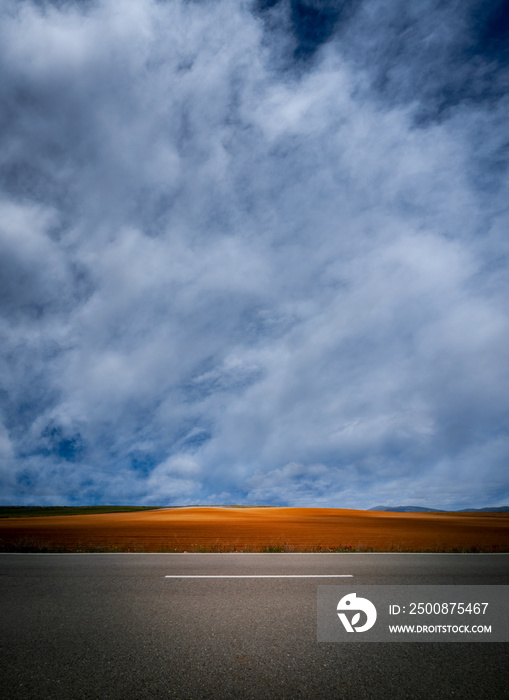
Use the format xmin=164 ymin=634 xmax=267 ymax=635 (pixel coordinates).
xmin=0 ymin=0 xmax=508 ymax=508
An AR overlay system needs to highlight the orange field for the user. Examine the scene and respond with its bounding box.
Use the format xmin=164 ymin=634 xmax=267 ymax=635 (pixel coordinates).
xmin=1 ymin=507 xmax=508 ymax=552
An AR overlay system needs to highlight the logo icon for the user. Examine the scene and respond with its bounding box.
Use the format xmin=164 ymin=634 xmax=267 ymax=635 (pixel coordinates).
xmin=337 ymin=593 xmax=377 ymax=632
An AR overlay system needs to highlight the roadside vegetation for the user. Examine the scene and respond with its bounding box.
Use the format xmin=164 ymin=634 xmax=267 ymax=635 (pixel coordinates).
xmin=0 ymin=538 xmax=499 ymax=554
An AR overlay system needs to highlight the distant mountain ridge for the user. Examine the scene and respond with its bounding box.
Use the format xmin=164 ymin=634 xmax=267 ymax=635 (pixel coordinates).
xmin=369 ymin=505 xmax=509 ymax=513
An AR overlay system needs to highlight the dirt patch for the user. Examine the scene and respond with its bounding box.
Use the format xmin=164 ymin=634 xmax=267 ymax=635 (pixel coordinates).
xmin=0 ymin=507 xmax=507 ymax=552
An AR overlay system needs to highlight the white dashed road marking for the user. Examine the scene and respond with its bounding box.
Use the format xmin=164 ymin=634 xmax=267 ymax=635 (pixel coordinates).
xmin=165 ymin=574 xmax=353 ymax=578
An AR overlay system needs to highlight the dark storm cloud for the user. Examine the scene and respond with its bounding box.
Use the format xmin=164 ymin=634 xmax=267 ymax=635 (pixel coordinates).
xmin=0 ymin=0 xmax=508 ymax=508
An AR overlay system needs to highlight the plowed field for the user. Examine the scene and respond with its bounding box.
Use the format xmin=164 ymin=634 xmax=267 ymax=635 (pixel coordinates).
xmin=1 ymin=507 xmax=508 ymax=552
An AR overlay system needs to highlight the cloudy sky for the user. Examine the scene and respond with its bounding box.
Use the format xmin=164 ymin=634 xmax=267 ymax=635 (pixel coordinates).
xmin=1 ymin=0 xmax=508 ymax=509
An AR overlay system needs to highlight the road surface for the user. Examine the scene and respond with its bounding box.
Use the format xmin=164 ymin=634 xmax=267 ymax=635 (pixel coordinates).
xmin=1 ymin=553 xmax=508 ymax=699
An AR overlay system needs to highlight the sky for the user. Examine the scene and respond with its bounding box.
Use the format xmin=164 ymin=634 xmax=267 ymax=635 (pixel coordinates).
xmin=0 ymin=0 xmax=508 ymax=509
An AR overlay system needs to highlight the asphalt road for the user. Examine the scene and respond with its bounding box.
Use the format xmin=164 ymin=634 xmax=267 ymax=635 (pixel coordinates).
xmin=1 ymin=553 xmax=508 ymax=699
